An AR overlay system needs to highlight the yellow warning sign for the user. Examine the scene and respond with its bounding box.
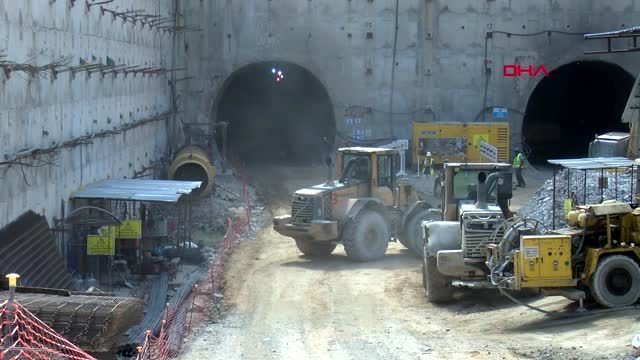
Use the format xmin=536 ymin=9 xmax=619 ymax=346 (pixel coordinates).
xmin=117 ymin=219 xmax=142 ymax=239
xmin=473 ymin=134 xmax=489 ymax=147
xmin=87 ymin=233 xmax=115 ymax=256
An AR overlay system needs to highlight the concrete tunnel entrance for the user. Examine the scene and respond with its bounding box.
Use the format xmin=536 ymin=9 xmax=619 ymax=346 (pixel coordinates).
xmin=522 ymin=60 xmax=634 ymax=164
xmin=215 ymin=62 xmax=336 ymax=165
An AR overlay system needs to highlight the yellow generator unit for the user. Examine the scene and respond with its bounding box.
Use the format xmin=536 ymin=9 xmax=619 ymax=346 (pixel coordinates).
xmin=491 ymin=202 xmax=640 ymax=309
xmin=412 ymin=122 xmax=509 ymax=165
xmin=514 ymin=235 xmax=576 ymax=288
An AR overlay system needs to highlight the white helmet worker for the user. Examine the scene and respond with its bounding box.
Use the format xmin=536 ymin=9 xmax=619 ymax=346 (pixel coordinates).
xmin=426 ymin=152 xmax=432 ymax=157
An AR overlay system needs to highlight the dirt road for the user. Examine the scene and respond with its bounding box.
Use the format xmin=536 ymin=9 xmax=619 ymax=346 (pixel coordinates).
xmin=180 ymin=165 xmax=639 ymax=360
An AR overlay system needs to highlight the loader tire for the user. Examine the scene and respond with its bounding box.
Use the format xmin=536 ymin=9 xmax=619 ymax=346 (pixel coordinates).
xmin=402 ymin=210 xmax=436 ymax=258
xmin=294 ymin=239 xmax=337 ymax=257
xmin=590 ymin=255 xmax=640 ymax=308
xmin=423 ymin=254 xmax=454 ymax=303
xmin=343 ymin=209 xmax=390 ymax=262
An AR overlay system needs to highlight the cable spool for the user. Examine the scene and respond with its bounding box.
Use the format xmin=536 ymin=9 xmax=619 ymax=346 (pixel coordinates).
xmin=168 ymin=145 xmax=217 ymax=197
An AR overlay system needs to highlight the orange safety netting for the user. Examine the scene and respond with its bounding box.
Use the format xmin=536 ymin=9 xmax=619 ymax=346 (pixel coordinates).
xmin=0 ymin=300 xmax=97 ymax=360
xmin=136 ymin=183 xmax=252 ymax=359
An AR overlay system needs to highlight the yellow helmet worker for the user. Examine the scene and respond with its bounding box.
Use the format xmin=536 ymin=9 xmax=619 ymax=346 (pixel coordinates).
xmin=422 ymin=151 xmax=435 ymax=176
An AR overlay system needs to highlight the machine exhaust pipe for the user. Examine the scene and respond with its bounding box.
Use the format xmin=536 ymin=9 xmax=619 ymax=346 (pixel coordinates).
xmin=324 ymin=156 xmax=334 ymax=187
xmin=168 ymin=145 xmax=217 ymax=197
xmin=323 ymin=137 xmax=334 ymax=187
xmin=476 ymin=171 xmax=500 ymax=209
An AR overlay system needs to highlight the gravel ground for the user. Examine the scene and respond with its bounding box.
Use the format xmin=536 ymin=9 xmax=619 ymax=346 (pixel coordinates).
xmin=178 ymin=165 xmax=640 ymax=360
xmin=518 ymin=168 xmax=635 ymax=229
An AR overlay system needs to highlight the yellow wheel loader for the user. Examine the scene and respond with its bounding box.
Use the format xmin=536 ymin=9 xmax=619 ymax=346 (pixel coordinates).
xmin=273 ymin=147 xmax=438 ymax=261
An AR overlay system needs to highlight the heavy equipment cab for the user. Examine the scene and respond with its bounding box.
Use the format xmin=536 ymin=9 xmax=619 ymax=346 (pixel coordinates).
xmin=422 ymin=162 xmax=514 ymax=302
xmin=273 ymin=147 xmax=435 ymax=261
xmin=335 ymin=147 xmax=400 ymax=206
xmin=439 ymin=162 xmax=513 ymax=221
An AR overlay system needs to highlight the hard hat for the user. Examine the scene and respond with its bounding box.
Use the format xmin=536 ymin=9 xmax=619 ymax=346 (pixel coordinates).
xmin=426 ymin=152 xmax=432 ymax=156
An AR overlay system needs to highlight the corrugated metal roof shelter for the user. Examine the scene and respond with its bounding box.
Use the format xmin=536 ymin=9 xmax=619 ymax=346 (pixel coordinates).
xmin=70 ymin=179 xmax=202 ymax=203
xmin=584 ymin=26 xmax=640 ymax=54
xmin=338 ymin=147 xmax=396 ymax=153
xmin=584 ymin=26 xmax=640 ymax=39
xmin=597 ymin=132 xmax=631 ymax=142
xmin=547 ymin=157 xmax=636 ymax=170
xmin=66 ymin=179 xmax=203 ymax=284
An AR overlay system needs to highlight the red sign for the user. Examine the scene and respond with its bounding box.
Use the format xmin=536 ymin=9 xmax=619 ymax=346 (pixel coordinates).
xmin=503 ymin=65 xmax=550 ymax=77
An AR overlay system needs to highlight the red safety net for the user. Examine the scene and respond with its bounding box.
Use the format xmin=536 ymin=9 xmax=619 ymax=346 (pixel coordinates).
xmin=136 ymin=182 xmax=252 ymax=359
xmin=0 ymin=299 xmax=97 ymax=360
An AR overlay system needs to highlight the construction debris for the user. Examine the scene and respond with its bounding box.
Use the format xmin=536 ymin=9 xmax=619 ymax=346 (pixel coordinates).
xmin=517 ymin=169 xmax=635 ymax=229
xmin=189 ymin=173 xmax=258 ymax=233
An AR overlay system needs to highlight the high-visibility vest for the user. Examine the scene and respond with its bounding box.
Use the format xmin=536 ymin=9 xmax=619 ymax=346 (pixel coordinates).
xmin=513 ymin=153 xmax=523 ymax=168
xmin=423 ymin=157 xmax=435 ymax=175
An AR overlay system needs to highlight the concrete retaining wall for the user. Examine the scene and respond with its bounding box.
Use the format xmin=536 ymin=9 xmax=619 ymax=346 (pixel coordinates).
xmin=178 ymin=0 xmax=640 ymax=157
xmin=0 ymin=0 xmax=173 ymax=227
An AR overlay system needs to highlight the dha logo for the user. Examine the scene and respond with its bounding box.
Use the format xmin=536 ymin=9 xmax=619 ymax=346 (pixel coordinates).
xmin=503 ymin=64 xmax=550 ymax=77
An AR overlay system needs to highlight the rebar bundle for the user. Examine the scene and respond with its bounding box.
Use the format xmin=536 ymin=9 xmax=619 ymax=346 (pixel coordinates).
xmin=126 ymin=272 xmax=169 ymax=346
xmin=0 ymin=292 xmax=144 ymax=353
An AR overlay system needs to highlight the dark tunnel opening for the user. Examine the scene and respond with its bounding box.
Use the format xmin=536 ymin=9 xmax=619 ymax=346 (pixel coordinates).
xmin=522 ymin=60 xmax=634 ymax=164
xmin=173 ymin=163 xmax=209 ymax=196
xmin=216 ymin=62 xmax=336 ymax=165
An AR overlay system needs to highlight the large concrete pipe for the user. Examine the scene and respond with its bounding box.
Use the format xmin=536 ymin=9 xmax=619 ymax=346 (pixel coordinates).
xmin=168 ymin=145 xmax=216 ymax=197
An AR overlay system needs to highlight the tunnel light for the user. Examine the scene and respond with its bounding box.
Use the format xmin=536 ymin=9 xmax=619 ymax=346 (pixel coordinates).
xmin=272 ymin=67 xmax=284 ymax=83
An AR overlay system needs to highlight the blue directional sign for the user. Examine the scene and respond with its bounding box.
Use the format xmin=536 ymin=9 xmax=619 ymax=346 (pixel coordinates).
xmin=493 ymin=107 xmax=508 ymax=119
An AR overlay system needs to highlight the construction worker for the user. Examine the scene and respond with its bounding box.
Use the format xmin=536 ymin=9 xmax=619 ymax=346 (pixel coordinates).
xmin=513 ymin=149 xmax=526 ymax=188
xmin=422 ymin=152 xmax=435 ymax=176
